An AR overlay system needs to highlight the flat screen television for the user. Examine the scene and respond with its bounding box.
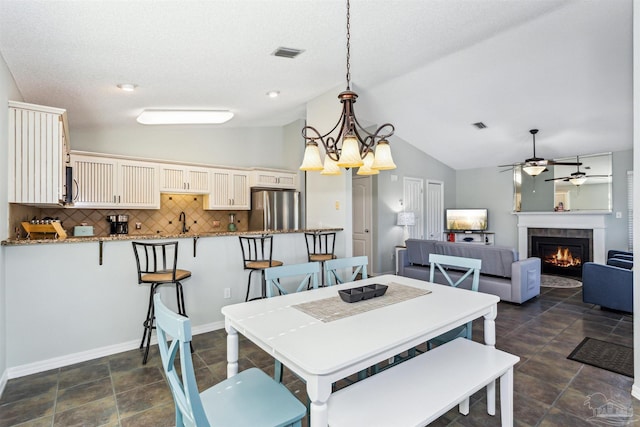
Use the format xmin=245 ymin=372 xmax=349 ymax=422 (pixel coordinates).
xmin=445 ymin=209 xmax=488 ymax=231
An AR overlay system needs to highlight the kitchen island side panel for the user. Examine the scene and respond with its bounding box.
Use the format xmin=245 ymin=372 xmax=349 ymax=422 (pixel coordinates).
xmin=5 ymin=233 xmax=309 ymax=373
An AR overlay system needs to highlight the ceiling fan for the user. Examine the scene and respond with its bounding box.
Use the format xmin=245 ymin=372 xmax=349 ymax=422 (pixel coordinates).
xmin=544 ymin=155 xmax=611 ymax=186
xmin=499 ymin=129 xmax=582 ymax=176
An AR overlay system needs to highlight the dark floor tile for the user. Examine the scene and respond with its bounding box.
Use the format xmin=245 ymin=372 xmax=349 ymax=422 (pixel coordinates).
xmin=538 ymin=407 xmax=594 ymax=427
xmin=55 ymin=376 xmax=114 ymax=413
xmin=514 ymin=371 xmax=564 ymax=405
xmin=119 ymin=402 xmax=175 ymax=427
xmin=116 ymin=380 xmax=173 ymax=419
xmin=513 ymin=391 xmax=550 ymax=426
xmin=0 ymin=370 xmax=58 ymax=406
xmin=0 ymin=389 xmax=55 ymax=427
xmin=111 ymin=366 xmax=164 ymax=394
xmin=58 ymin=362 xmax=110 ymax=390
xmin=53 ymin=396 xmax=119 ymax=427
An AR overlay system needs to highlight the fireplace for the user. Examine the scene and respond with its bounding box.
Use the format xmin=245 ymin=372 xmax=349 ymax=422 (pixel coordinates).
xmin=530 ymin=235 xmax=591 ymax=278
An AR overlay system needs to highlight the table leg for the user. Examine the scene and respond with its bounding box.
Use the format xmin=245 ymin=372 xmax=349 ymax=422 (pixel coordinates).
xmin=500 ymin=367 xmax=514 ymax=426
xmin=484 ymin=305 xmax=498 ymax=414
xmin=306 ymin=377 xmax=332 ymax=427
xmin=225 ymin=321 xmax=238 ymax=378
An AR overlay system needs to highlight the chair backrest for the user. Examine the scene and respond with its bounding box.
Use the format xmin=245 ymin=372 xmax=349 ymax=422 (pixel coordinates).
xmin=429 ymin=254 xmax=482 ymax=291
xmin=304 ymin=232 xmax=336 ymax=260
xmin=264 ymin=262 xmax=320 ymax=297
xmin=154 ymin=293 xmax=210 ymax=427
xmin=238 ymin=234 xmax=276 ymax=268
xmin=132 ymin=241 xmax=180 ymax=283
xmin=324 ymin=256 xmax=368 ymax=286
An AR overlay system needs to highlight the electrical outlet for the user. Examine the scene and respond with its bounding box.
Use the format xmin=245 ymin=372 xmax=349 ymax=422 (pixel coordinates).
xmin=616 ymin=212 xmax=622 ymax=219
xmin=213 ymin=220 xmax=220 ymax=228
xmin=135 ymin=222 xmax=142 ymax=230
xmin=224 ymin=288 xmax=231 ymax=299
xmin=335 ymin=201 xmax=340 ymax=210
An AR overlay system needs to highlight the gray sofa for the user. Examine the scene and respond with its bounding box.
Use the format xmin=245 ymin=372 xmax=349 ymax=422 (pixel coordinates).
xmin=398 ymin=239 xmax=541 ymax=304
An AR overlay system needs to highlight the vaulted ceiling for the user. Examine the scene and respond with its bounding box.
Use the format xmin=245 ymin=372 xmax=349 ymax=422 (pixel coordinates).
xmin=0 ymin=0 xmax=632 ymax=170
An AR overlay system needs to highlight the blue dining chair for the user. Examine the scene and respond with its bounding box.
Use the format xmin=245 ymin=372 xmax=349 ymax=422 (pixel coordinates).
xmin=153 ymin=293 xmax=306 ymax=427
xmin=324 ymin=256 xmax=368 ymax=285
xmin=428 ymin=253 xmax=482 ymax=348
xmin=264 ymin=262 xmax=321 ymax=298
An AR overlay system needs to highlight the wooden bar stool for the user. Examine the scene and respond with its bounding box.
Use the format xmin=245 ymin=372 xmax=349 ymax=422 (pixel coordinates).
xmin=132 ymin=241 xmax=191 ymax=364
xmin=304 ymin=231 xmax=336 ymax=286
xmin=239 ymin=234 xmax=283 ymax=301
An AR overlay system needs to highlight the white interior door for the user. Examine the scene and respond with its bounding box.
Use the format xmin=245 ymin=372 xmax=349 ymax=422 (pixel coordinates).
xmin=403 ymin=177 xmax=424 ymax=239
xmin=352 ymin=176 xmax=373 ymax=272
xmin=426 ymin=180 xmax=444 ymax=240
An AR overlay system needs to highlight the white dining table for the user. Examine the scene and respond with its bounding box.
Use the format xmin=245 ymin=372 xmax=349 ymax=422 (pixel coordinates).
xmin=222 ymin=274 xmax=499 ymax=427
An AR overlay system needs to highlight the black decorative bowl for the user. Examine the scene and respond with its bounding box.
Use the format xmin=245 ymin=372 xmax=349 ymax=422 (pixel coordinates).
xmin=339 ymin=284 xmax=388 ymax=303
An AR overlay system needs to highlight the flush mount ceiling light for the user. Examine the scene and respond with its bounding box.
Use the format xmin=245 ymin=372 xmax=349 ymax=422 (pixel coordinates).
xmin=299 ymin=0 xmax=396 ymax=174
xmin=267 ymin=90 xmax=280 ymax=98
xmin=117 ymin=83 xmax=137 ymax=92
xmin=136 ymin=110 xmax=234 ymax=125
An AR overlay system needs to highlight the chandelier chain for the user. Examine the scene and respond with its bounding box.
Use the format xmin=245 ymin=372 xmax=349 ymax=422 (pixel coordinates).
xmin=345 ymin=0 xmax=351 ymax=89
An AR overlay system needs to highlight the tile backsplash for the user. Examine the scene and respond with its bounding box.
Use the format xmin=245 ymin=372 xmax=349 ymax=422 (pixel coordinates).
xmin=10 ymin=194 xmax=249 ymax=238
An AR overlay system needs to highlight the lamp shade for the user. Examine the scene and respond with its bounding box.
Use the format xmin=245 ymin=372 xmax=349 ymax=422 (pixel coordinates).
xmin=321 ymin=155 xmax=342 ymax=175
xmin=522 ymin=165 xmax=546 ymax=176
xmin=372 ymin=140 xmax=396 ymax=170
xmin=299 ymin=142 xmax=324 ymax=171
xmin=357 ymin=150 xmax=379 ymax=175
xmin=337 ymin=134 xmax=364 ymax=167
xmin=397 ymin=212 xmax=416 ymax=226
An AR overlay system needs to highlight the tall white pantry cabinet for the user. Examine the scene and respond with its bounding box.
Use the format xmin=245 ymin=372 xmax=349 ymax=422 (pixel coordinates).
xmin=8 ymin=101 xmax=70 ymax=205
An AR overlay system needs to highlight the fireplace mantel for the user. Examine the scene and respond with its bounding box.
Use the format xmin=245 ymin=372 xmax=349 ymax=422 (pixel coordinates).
xmin=515 ymin=212 xmax=610 ymax=264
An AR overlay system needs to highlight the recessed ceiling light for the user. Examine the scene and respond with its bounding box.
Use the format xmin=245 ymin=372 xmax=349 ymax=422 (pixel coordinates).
xmin=267 ymin=91 xmax=280 ymax=98
xmin=136 ymin=110 xmax=234 ymax=125
xmin=117 ymin=83 xmax=137 ymax=92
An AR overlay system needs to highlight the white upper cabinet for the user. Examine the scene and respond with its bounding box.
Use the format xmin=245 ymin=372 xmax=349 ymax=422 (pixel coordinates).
xmin=251 ymin=169 xmax=297 ymax=189
xmin=159 ymin=164 xmax=210 ymax=193
xmin=8 ymin=101 xmax=70 ymax=206
xmin=70 ymin=153 xmax=159 ymax=209
xmin=204 ymin=169 xmax=250 ymax=210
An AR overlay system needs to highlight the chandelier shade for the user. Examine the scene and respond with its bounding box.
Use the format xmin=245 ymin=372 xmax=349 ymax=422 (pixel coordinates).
xmin=357 ymin=150 xmax=379 ymax=175
xmin=299 ymin=0 xmax=396 ymax=174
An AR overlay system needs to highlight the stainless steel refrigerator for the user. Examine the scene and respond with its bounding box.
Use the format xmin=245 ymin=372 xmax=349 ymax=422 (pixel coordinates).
xmin=249 ymin=189 xmax=303 ymax=231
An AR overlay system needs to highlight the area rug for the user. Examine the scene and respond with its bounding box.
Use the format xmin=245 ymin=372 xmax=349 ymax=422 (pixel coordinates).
xmin=567 ymin=337 xmax=633 ymax=377
xmin=540 ymin=274 xmax=582 ymax=288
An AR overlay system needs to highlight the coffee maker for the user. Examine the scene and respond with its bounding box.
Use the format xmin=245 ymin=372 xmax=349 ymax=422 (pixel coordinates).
xmin=107 ymin=214 xmax=129 ymax=235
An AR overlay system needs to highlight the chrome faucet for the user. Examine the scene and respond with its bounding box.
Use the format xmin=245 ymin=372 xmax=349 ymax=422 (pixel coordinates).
xmin=179 ymin=211 xmax=189 ymax=233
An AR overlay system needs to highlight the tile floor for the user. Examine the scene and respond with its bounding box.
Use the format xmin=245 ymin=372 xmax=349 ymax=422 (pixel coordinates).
xmin=0 ymin=285 xmax=635 ymax=427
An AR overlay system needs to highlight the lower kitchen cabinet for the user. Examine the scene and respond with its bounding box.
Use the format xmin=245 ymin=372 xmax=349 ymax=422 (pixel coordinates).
xmin=70 ymin=153 xmax=160 ymax=209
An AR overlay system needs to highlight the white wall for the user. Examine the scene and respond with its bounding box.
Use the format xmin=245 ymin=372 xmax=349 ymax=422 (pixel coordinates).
xmin=0 ymin=52 xmax=24 ymax=391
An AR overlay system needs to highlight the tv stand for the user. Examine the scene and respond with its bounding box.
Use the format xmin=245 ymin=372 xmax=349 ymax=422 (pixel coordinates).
xmin=444 ymin=231 xmax=495 ymax=245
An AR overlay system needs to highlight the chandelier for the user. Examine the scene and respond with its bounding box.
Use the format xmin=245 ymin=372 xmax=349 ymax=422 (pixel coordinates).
xmin=299 ymin=0 xmax=396 ymax=176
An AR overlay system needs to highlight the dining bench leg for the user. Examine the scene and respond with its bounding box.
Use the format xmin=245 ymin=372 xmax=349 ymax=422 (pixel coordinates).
xmin=500 ymin=367 xmax=515 ymax=426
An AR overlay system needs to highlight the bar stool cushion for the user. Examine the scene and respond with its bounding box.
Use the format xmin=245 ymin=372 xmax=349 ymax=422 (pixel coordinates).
xmin=309 ymin=254 xmax=337 ymax=262
xmin=246 ymin=260 xmax=283 ymax=269
xmin=141 ymin=269 xmax=192 ymax=283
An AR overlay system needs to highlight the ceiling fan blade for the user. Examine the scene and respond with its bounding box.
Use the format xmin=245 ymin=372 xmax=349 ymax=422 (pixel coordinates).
xmin=548 ymin=161 xmax=582 ymax=166
xmin=584 ymin=174 xmax=611 ymax=178
xmin=544 ymin=177 xmax=570 ymax=182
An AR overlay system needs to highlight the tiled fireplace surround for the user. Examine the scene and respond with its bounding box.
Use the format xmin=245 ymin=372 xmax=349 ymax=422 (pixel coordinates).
xmin=517 ymin=212 xmax=607 ymax=265
xmin=9 ymin=194 xmax=249 ymax=239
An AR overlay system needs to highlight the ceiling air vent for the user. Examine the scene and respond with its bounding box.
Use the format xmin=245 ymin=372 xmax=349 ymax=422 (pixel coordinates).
xmin=272 ymin=47 xmax=305 ymax=59
xmin=472 ymin=122 xmax=487 ymax=129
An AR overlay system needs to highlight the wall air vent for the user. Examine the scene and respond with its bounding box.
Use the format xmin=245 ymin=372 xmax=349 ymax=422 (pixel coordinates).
xmin=272 ymin=47 xmax=305 ymax=59
xmin=473 ymin=122 xmax=487 ymax=129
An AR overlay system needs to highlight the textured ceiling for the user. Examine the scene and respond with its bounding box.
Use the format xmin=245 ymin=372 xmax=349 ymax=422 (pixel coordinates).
xmin=0 ymin=0 xmax=632 ymax=170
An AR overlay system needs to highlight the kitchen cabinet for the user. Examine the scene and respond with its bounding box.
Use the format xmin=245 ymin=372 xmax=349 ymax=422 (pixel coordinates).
xmin=159 ymin=164 xmax=210 ymax=193
xmin=251 ymin=169 xmax=297 ymax=189
xmin=204 ymin=169 xmax=250 ymax=210
xmin=70 ymin=153 xmax=159 ymax=209
xmin=8 ymin=101 xmax=70 ymax=206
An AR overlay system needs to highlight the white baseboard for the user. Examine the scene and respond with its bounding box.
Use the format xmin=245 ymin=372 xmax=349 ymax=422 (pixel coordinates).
xmin=6 ymin=321 xmax=224 ymax=380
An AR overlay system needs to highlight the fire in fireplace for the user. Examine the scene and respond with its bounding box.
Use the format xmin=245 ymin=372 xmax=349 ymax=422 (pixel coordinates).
xmin=530 ymin=236 xmax=591 ymax=278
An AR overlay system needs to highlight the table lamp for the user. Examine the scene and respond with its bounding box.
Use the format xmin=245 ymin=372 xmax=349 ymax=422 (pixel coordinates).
xmin=397 ymin=212 xmax=415 ymax=243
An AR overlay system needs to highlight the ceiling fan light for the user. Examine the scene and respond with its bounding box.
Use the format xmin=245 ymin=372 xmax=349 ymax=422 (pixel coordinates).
xmin=321 ymin=155 xmax=342 ymax=175
xmin=522 ymin=165 xmax=546 ymax=176
xmin=337 ymin=134 xmax=364 ymax=167
xmin=299 ymin=141 xmax=324 ymax=171
xmin=569 ymin=176 xmax=587 ymax=186
xmin=372 ymin=140 xmax=396 ymax=170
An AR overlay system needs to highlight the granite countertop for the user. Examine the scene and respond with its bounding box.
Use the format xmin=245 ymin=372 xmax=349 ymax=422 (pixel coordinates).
xmin=1 ymin=228 xmax=343 ymax=246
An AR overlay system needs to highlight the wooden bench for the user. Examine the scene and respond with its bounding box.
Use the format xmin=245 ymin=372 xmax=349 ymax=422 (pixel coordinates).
xmin=327 ymin=338 xmax=520 ymax=427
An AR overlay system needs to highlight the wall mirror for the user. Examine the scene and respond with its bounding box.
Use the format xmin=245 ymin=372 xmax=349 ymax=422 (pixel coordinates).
xmin=514 ymin=152 xmax=612 ymax=212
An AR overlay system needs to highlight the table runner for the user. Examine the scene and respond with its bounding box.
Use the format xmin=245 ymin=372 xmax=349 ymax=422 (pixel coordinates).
xmin=292 ymin=282 xmax=431 ymax=323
